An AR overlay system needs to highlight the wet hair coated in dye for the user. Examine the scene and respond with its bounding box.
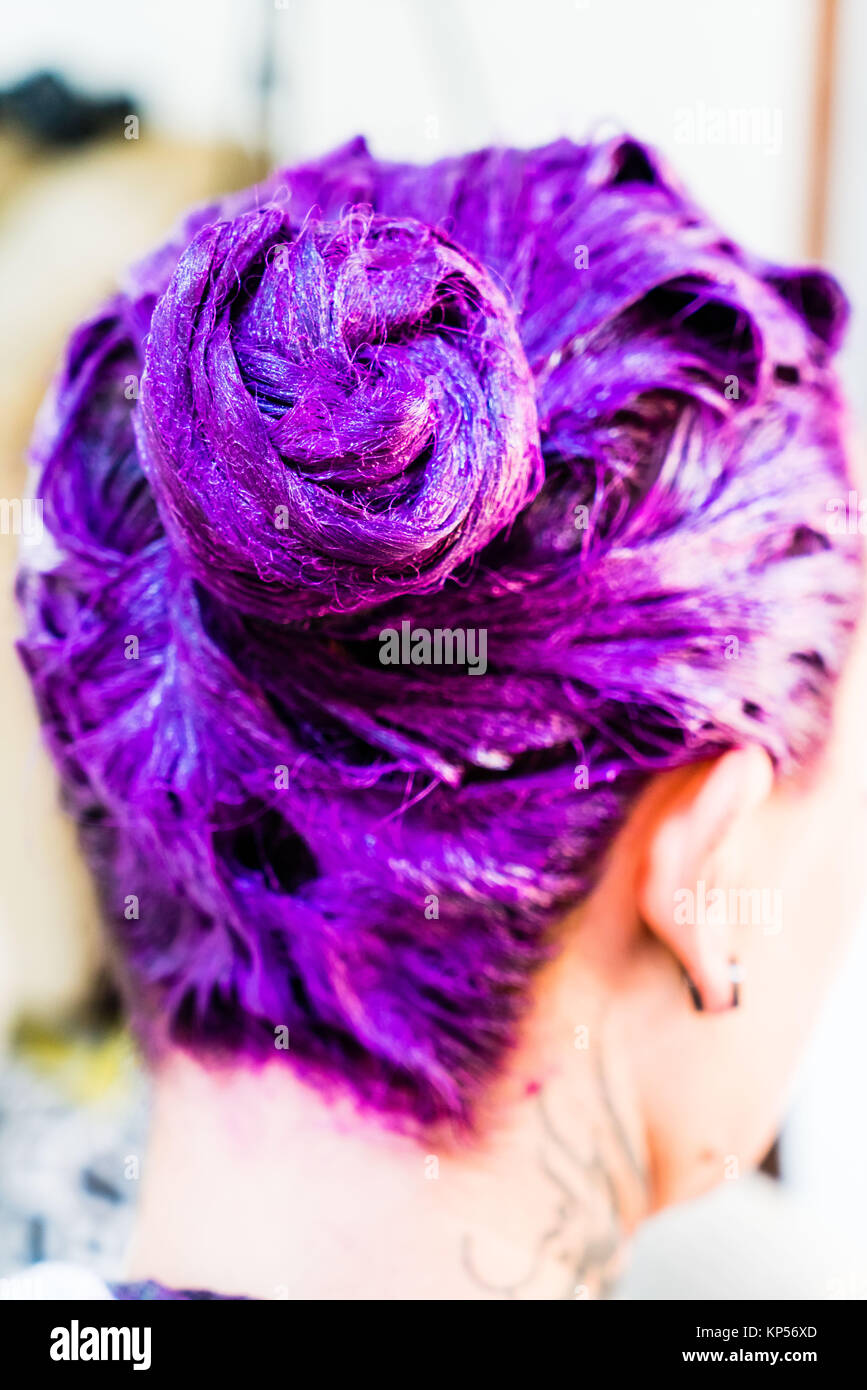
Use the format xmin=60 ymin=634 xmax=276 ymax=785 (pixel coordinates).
xmin=17 ymin=135 xmax=861 ymax=1127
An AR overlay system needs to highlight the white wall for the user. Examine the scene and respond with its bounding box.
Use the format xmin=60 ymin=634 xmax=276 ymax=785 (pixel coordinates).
xmin=271 ymin=0 xmax=816 ymax=262
xmin=781 ymin=0 xmax=867 ymax=1271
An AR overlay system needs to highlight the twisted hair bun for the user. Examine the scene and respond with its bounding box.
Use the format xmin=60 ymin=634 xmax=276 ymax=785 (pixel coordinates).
xmin=139 ymin=209 xmax=541 ymax=621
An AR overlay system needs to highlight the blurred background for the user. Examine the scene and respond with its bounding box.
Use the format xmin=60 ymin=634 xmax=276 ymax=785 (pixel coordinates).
xmin=0 ymin=0 xmax=865 ymax=1298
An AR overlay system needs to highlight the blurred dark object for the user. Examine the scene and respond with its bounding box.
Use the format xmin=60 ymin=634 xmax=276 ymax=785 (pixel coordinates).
xmin=0 ymin=71 xmax=137 ymax=148
xmin=84 ymin=969 xmax=124 ymax=1031
xmin=760 ymin=1138 xmax=781 ymax=1180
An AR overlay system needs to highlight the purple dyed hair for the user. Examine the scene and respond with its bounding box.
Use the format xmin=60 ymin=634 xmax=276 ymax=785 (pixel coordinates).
xmin=17 ymin=135 xmax=861 ymax=1127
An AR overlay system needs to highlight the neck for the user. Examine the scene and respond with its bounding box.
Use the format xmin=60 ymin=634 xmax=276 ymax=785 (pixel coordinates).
xmin=125 ymin=966 xmax=648 ymax=1300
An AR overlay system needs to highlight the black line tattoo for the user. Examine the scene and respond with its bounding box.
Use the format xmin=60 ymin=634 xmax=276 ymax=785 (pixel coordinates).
xmin=461 ymin=1041 xmax=646 ymax=1300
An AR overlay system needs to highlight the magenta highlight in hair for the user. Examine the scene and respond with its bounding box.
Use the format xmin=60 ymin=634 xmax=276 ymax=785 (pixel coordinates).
xmin=17 ymin=135 xmax=862 ymax=1126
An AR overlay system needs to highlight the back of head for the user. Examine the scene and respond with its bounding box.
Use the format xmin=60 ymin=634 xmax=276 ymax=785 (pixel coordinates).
xmin=17 ymin=134 xmax=860 ymax=1128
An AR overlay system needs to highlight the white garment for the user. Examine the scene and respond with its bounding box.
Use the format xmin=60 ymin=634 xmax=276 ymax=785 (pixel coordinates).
xmin=0 ymin=1261 xmax=114 ymax=1299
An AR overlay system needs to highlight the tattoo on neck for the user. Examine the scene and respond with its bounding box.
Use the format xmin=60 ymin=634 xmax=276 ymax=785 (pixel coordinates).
xmin=461 ymin=1048 xmax=646 ymax=1300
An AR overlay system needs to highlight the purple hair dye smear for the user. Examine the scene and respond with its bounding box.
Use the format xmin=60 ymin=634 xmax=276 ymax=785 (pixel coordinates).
xmin=17 ymin=135 xmax=862 ymax=1127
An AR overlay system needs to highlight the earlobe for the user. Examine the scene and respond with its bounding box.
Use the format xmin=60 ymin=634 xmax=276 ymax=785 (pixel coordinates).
xmin=636 ymin=746 xmax=774 ymax=1014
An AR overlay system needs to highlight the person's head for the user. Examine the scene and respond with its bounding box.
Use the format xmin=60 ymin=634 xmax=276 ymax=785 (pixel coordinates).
xmin=17 ymin=134 xmax=865 ymax=1217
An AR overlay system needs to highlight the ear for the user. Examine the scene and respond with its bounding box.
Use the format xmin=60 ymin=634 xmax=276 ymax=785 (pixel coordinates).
xmin=636 ymin=746 xmax=774 ymax=1012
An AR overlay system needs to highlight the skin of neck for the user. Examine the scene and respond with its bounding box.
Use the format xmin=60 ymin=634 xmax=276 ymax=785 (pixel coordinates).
xmin=124 ymin=923 xmax=650 ymax=1302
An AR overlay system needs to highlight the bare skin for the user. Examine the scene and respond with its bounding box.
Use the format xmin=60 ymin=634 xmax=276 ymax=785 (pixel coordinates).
xmin=125 ymin=1005 xmax=648 ymax=1301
